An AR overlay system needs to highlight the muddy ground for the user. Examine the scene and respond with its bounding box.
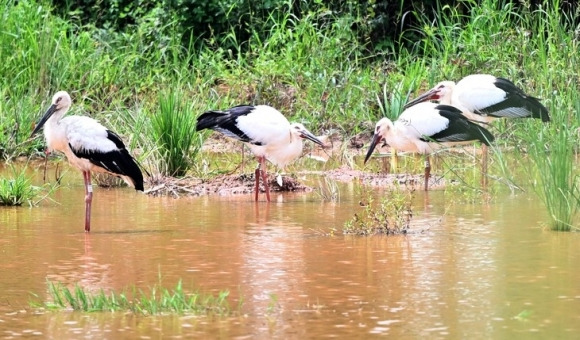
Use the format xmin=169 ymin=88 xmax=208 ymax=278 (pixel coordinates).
xmin=143 ymin=132 xmax=450 ymax=197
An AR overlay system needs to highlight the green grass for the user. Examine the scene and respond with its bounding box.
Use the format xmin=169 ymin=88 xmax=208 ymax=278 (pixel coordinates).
xmin=528 ymin=120 xmax=579 ymax=231
xmin=151 ymin=89 xmax=205 ymax=177
xmin=0 ymin=165 xmax=55 ymax=206
xmin=344 ymin=187 xmax=414 ymax=235
xmin=32 ymin=280 xmax=232 ymax=316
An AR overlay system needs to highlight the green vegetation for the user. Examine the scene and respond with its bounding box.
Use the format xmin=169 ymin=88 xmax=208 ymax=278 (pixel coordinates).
xmin=314 ymin=177 xmax=340 ymax=202
xmin=151 ymin=90 xmax=205 ymax=177
xmin=528 ymin=121 xmax=579 ymax=231
xmin=344 ymin=188 xmax=414 ymax=235
xmin=0 ymin=166 xmax=56 ymax=206
xmin=33 ymin=280 xmax=232 ymax=315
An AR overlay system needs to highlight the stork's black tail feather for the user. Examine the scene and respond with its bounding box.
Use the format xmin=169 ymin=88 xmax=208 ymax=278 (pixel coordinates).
xmin=196 ymin=105 xmax=257 ymax=143
xmin=196 ymin=105 xmax=255 ymax=131
xmin=75 ymin=147 xmax=145 ymax=191
xmin=196 ymin=111 xmax=230 ymax=131
xmin=523 ymin=95 xmax=550 ymax=122
xmin=492 ymin=77 xmax=550 ymax=122
xmin=71 ymin=130 xmax=145 ymax=191
xmin=430 ymin=105 xmax=495 ymax=145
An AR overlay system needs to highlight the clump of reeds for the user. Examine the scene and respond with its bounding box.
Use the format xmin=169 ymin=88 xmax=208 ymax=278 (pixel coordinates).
xmin=0 ymin=167 xmax=42 ymax=206
xmin=33 ymin=280 xmax=232 ymax=316
xmin=529 ymin=121 xmax=579 ymax=231
xmin=151 ymin=90 xmax=204 ymax=177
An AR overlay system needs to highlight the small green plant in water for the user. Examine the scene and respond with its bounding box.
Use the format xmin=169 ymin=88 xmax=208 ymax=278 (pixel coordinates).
xmin=0 ymin=167 xmax=42 ymax=206
xmin=314 ymin=176 xmax=340 ymax=202
xmin=344 ymin=188 xmax=414 ymax=235
xmin=32 ymin=280 xmax=232 ymax=316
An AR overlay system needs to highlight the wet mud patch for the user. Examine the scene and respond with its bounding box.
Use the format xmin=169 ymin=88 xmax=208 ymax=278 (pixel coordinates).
xmin=145 ymin=173 xmax=311 ymax=198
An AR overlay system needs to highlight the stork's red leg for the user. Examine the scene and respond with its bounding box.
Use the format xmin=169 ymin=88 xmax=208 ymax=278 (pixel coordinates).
xmin=254 ymin=160 xmax=261 ymax=202
xmin=83 ymin=171 xmax=93 ymax=232
xmin=260 ymin=157 xmax=271 ymax=202
xmin=424 ymin=155 xmax=431 ymax=191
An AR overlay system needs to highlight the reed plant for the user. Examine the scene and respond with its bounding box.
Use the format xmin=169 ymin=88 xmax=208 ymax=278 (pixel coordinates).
xmin=34 ymin=280 xmax=232 ymax=315
xmin=150 ymin=90 xmax=204 ymax=177
xmin=0 ymin=166 xmax=42 ymax=206
xmin=527 ymin=115 xmax=579 ymax=231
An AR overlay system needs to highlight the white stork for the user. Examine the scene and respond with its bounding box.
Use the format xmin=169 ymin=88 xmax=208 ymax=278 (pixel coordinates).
xmin=30 ymin=91 xmax=145 ymax=232
xmin=364 ymin=102 xmax=495 ymax=191
xmin=196 ymin=105 xmax=324 ymax=201
xmin=404 ymin=74 xmax=549 ymax=186
xmin=404 ymin=74 xmax=550 ymax=122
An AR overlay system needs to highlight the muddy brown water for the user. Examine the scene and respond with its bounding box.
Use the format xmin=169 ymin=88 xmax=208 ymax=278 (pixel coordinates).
xmin=1 ymin=163 xmax=580 ymax=339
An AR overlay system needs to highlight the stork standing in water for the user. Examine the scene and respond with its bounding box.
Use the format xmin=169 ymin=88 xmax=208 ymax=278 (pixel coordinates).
xmin=364 ymin=102 xmax=495 ymax=191
xmin=196 ymin=105 xmax=324 ymax=202
xmin=30 ymin=91 xmax=145 ymax=232
xmin=404 ymin=74 xmax=550 ymax=186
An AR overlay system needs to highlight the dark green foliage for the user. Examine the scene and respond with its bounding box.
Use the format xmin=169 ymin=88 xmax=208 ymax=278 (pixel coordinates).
xmin=50 ymin=0 xmax=578 ymax=55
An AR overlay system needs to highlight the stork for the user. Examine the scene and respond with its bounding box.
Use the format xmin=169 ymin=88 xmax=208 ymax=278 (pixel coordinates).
xmin=30 ymin=91 xmax=145 ymax=232
xmin=404 ymin=74 xmax=549 ymax=122
xmin=404 ymin=74 xmax=549 ymax=185
xmin=196 ymin=105 xmax=324 ymax=201
xmin=364 ymin=102 xmax=495 ymax=191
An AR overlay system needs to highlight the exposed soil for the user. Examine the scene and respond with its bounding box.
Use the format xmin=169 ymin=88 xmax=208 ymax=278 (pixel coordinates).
xmin=145 ymin=173 xmax=311 ymax=198
xmin=144 ymin=131 xmax=452 ymax=197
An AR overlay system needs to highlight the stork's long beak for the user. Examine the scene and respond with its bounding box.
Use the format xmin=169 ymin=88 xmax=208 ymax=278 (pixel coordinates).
xmin=30 ymin=104 xmax=57 ymax=137
xmin=403 ymin=88 xmax=439 ymax=110
xmin=299 ymin=128 xmax=325 ymax=147
xmin=364 ymin=133 xmax=382 ymax=164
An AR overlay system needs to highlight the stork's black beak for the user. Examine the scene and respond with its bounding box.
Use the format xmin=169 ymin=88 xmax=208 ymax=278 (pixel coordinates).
xmin=364 ymin=133 xmax=382 ymax=164
xmin=30 ymin=104 xmax=57 ymax=137
xmin=299 ymin=128 xmax=324 ymax=147
xmin=403 ymin=88 xmax=439 ymax=110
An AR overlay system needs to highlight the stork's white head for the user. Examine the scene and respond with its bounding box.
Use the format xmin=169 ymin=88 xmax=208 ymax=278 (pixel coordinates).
xmin=30 ymin=91 xmax=72 ymax=137
xmin=289 ymin=123 xmax=324 ymax=147
xmin=404 ymin=80 xmax=456 ymax=109
xmin=51 ymin=91 xmax=72 ymax=111
xmin=364 ymin=118 xmax=394 ymax=164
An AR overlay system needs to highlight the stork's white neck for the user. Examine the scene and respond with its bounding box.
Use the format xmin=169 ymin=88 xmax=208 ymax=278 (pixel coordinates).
xmin=43 ymin=109 xmax=69 ymax=153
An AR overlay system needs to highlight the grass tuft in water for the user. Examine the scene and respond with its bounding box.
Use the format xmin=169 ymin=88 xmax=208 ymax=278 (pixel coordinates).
xmin=34 ymin=280 xmax=232 ymax=316
xmin=528 ymin=122 xmax=579 ymax=231
xmin=344 ymin=188 xmax=414 ymax=235
xmin=0 ymin=166 xmax=45 ymax=206
xmin=314 ymin=177 xmax=340 ymax=202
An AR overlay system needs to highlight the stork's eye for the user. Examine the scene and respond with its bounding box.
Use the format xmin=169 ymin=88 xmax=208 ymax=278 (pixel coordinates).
xmin=56 ymin=97 xmax=62 ymax=103
xmin=437 ymin=84 xmax=445 ymax=89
